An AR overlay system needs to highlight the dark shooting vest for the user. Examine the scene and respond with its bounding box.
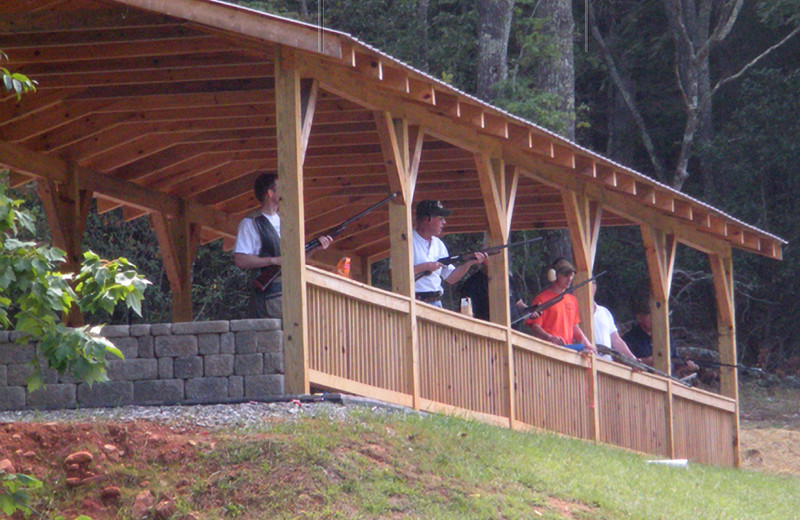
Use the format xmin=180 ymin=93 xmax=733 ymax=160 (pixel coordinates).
xmin=253 ymin=214 xmax=281 ymax=296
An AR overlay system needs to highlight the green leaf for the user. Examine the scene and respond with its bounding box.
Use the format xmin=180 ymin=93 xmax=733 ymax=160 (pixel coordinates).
xmin=25 ymin=372 xmax=44 ymax=394
xmin=13 ymin=474 xmax=42 ymax=488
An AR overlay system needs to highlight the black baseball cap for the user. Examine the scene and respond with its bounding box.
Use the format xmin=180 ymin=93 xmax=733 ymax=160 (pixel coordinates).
xmin=416 ymin=200 xmax=452 ymax=219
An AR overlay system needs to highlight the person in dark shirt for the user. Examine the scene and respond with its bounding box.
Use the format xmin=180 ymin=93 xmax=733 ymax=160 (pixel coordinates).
xmin=459 ymin=263 xmax=528 ymax=323
xmin=622 ymin=306 xmax=698 ymax=377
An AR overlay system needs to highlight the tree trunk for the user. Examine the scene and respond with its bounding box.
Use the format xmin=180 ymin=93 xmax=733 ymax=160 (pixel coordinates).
xmin=530 ymin=0 xmax=575 ymax=259
xmin=415 ymin=0 xmax=431 ymax=70
xmin=476 ymin=0 xmax=514 ymax=101
xmin=663 ymin=0 xmax=742 ymax=192
xmin=605 ymin=26 xmax=638 ymax=167
xmin=530 ymin=0 xmax=575 ymax=140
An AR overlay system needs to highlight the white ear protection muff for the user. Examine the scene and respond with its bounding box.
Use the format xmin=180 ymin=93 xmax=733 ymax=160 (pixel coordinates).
xmin=547 ymin=258 xmax=569 ymax=283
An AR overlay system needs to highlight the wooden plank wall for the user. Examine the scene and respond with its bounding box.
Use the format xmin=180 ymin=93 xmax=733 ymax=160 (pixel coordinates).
xmin=417 ymin=306 xmax=508 ymax=419
xmin=306 ymin=269 xmax=411 ymax=400
xmin=305 ymin=267 xmax=738 ymax=466
xmin=596 ymin=371 xmax=669 ymax=457
xmin=513 ymin=337 xmax=594 ymax=439
xmin=672 ymin=394 xmax=736 ymax=466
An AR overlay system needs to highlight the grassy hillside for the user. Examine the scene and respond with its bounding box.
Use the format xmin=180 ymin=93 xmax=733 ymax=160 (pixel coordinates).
xmin=4 ymin=403 xmax=799 ymax=520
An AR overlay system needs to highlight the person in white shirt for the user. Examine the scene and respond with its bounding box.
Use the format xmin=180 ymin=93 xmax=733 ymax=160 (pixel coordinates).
xmin=413 ymin=200 xmax=486 ymax=307
xmin=592 ymin=282 xmax=637 ymax=360
xmin=233 ymin=173 xmax=332 ymax=318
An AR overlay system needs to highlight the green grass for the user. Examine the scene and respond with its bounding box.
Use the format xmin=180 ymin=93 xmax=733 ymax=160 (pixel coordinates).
xmin=252 ymin=409 xmax=800 ymax=519
xmin=22 ymin=407 xmax=800 ymax=519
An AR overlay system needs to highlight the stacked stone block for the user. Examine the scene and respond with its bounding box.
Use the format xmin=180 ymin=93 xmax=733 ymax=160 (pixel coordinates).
xmin=0 ymin=319 xmax=284 ymax=411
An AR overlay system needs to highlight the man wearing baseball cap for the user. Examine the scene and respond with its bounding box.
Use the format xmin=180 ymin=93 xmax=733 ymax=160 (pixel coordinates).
xmin=526 ymin=258 xmax=596 ymax=353
xmin=413 ymin=200 xmax=486 ymax=307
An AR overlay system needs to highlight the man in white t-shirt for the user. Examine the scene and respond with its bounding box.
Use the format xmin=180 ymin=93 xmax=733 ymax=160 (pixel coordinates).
xmin=592 ymin=282 xmax=636 ymax=360
xmin=233 ymin=173 xmax=332 ymax=318
xmin=413 ymin=200 xmax=486 ymax=307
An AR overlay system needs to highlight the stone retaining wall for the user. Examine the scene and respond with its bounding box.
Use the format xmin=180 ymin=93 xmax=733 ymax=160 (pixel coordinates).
xmin=0 ymin=319 xmax=285 ymax=411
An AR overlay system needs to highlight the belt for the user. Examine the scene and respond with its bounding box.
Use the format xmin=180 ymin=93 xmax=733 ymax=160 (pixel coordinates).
xmin=416 ymin=291 xmax=443 ymax=303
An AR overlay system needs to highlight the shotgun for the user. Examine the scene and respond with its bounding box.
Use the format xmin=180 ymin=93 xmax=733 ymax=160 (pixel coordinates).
xmin=415 ymin=236 xmax=543 ymax=281
xmin=595 ymin=344 xmax=696 ymax=386
xmin=685 ymin=358 xmax=764 ymax=374
xmin=253 ymin=192 xmax=398 ymax=291
xmin=511 ymin=271 xmax=607 ymax=326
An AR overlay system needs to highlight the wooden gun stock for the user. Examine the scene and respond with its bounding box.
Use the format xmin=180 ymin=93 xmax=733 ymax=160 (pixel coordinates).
xmin=253 ymin=264 xmax=281 ymax=292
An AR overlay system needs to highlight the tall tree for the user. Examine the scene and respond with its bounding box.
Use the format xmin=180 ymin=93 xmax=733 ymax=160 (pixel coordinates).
xmin=588 ymin=0 xmax=800 ymax=195
xmin=528 ymin=0 xmax=576 ymax=261
xmin=476 ymin=0 xmax=514 ymax=101
xmin=531 ymin=0 xmax=576 ymax=141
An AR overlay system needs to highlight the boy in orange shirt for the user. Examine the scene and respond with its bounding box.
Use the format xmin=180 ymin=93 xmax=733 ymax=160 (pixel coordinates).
xmin=526 ymin=258 xmax=596 ymax=353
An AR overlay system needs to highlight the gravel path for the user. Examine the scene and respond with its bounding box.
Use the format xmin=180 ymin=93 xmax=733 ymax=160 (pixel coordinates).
xmin=0 ymin=394 xmax=418 ymax=429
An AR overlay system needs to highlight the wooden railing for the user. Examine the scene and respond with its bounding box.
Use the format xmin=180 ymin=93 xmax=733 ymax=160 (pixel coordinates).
xmin=305 ymin=267 xmax=738 ymax=466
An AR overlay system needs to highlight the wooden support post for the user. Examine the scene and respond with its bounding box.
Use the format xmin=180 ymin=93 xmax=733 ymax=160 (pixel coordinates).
xmin=641 ymin=225 xmax=676 ymax=375
xmin=475 ymin=154 xmax=519 ymax=426
xmin=150 ymin=200 xmax=199 ymax=323
xmin=376 ymin=111 xmax=421 ymax=408
xmin=37 ymin=164 xmax=93 ymax=325
xmin=276 ymin=47 xmax=311 ymax=394
xmin=474 ymin=155 xmax=512 ymax=324
xmin=561 ymin=190 xmax=601 ymax=343
xmin=562 ymin=190 xmax=601 ymax=440
xmin=710 ymin=250 xmax=737 ymax=397
xmin=640 ymin=224 xmax=677 ymax=457
xmin=710 ymin=248 xmax=740 ymax=466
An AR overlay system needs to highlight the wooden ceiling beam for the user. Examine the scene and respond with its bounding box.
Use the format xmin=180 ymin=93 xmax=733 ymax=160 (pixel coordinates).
xmin=0 ymin=6 xmax=180 ymax=34
xmin=0 ymin=23 xmax=204 ymax=50
xmin=111 ymin=0 xmax=342 ymax=58
xmin=2 ymin=34 xmax=235 ymax=65
xmin=1 ymin=89 xmax=272 ymax=135
xmin=0 ymin=87 xmax=85 ymax=127
xmin=25 ymin=62 xmax=273 ymax=90
xmin=194 ymin=169 xmax=267 ymax=207
xmin=22 ymin=105 xmax=273 ymax=152
xmin=71 ymin=77 xmax=274 ymax=100
xmin=0 ymin=138 xmax=237 ymax=238
xmin=168 ymin=159 xmax=268 ymax=199
xmin=16 ymin=50 xmax=267 ymax=75
xmin=106 ymin=136 xmax=272 ymax=182
xmin=85 ymin=131 xmax=209 ymax=172
xmin=58 ymin=115 xmax=271 ymax=161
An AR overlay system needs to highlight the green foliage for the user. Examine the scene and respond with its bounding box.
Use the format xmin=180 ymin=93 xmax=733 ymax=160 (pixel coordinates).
xmin=703 ymin=69 xmax=800 ymax=365
xmin=0 ymin=471 xmax=42 ymax=516
xmin=0 ymin=51 xmax=36 ymax=100
xmin=492 ymin=80 xmax=574 ymax=135
xmin=0 ymin=179 xmax=150 ymax=391
xmin=756 ymin=0 xmax=800 ymax=27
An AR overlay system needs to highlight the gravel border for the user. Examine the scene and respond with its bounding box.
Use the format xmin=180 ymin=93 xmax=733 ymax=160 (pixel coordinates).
xmin=0 ymin=394 xmax=422 ymax=430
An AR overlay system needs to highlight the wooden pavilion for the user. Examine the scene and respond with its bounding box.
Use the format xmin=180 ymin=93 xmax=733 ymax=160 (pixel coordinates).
xmin=0 ymin=0 xmax=785 ymax=466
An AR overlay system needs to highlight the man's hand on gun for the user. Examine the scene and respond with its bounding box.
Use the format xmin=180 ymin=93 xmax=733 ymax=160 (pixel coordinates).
xmin=418 ymin=251 xmax=487 ymax=278
xmin=470 ymin=251 xmax=488 ymax=265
